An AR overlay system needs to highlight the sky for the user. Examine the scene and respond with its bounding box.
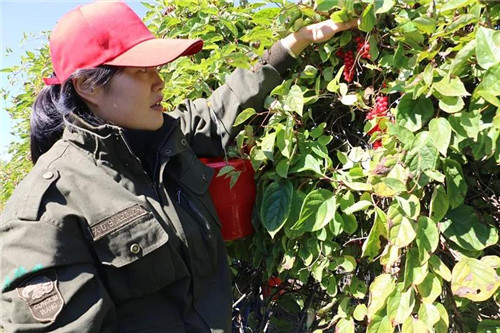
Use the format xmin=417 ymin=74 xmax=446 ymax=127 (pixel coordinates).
xmin=0 ymin=0 xmax=148 ymax=160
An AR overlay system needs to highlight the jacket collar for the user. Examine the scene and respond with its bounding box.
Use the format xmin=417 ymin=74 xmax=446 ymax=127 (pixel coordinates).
xmin=62 ymin=113 xmax=189 ymax=164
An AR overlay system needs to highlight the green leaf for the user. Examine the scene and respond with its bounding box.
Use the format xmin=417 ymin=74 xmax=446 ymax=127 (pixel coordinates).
xmin=406 ymin=132 xmax=439 ymax=173
xmin=367 ymin=315 xmax=393 ymax=333
xmin=438 ymin=95 xmax=465 ymax=114
xmin=396 ymin=194 xmax=420 ymax=220
xmin=443 ymin=159 xmax=467 ymax=209
xmin=474 ymin=63 xmax=500 ymax=107
xmin=353 ymin=304 xmax=367 ymax=321
xmin=362 ymin=207 xmax=388 ymax=261
xmin=233 ymin=107 xmax=256 ymax=127
xmin=416 ymin=217 xmax=439 ymax=263
xmin=260 ymin=181 xmax=294 ymax=238
xmin=429 ymin=118 xmax=452 ymax=156
xmin=389 ymin=216 xmax=416 ymax=248
xmin=343 ymin=200 xmax=372 ymax=215
xmin=316 ymin=0 xmax=338 ymax=12
xmin=217 ymin=165 xmax=235 ymax=177
xmin=290 ymin=154 xmax=324 ymax=176
xmin=387 ymin=285 xmax=415 ymax=325
xmin=260 ymin=132 xmax=276 ymax=161
xmin=367 ymin=274 xmax=395 ymax=321
xmin=404 ymin=247 xmax=429 ymax=287
xmin=440 ymin=0 xmax=475 ymax=12
xmin=402 ymin=317 xmax=428 ymax=332
xmin=429 ymin=255 xmax=452 ymax=282
xmin=433 ymin=77 xmax=470 ymax=97
xmin=429 ymin=185 xmax=449 ymax=222
xmin=396 ymin=95 xmax=434 ymax=132
xmin=292 ymin=189 xmax=337 ymax=232
xmin=285 ymin=85 xmax=304 ymax=116
xmin=335 ymin=317 xmax=355 ymax=333
xmin=417 ymin=272 xmax=442 ymax=303
xmin=413 ymin=16 xmax=436 ymax=34
xmin=418 ymin=303 xmax=441 ymax=331
xmin=449 ymin=39 xmax=476 ymax=76
xmin=276 ymin=159 xmax=290 ymax=178
xmin=441 ymin=205 xmax=499 ymax=251
xmin=359 ymin=5 xmax=376 ymax=32
xmin=387 ymin=123 xmax=414 ymax=149
xmin=476 ymin=27 xmax=500 ymax=70
xmin=435 ymin=303 xmax=450 ymax=333
xmin=451 ymin=256 xmax=500 ymax=301
xmin=374 ymin=0 xmax=394 ymax=14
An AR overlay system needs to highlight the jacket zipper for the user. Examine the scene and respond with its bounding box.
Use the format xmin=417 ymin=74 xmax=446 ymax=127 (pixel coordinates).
xmin=118 ymin=130 xmax=162 ymax=202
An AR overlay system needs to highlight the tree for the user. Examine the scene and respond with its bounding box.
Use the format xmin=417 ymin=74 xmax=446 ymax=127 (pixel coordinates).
xmin=2 ymin=1 xmax=499 ymax=332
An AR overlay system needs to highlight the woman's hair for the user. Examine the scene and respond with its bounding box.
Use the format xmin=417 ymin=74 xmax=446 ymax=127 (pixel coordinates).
xmin=30 ymin=66 xmax=123 ymax=164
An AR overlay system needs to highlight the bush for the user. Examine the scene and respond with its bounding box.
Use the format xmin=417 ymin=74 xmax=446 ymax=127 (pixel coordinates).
xmin=2 ymin=1 xmax=499 ymax=332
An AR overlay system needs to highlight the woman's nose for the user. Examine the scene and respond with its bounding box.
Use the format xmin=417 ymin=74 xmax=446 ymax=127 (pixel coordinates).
xmin=151 ymin=67 xmax=165 ymax=92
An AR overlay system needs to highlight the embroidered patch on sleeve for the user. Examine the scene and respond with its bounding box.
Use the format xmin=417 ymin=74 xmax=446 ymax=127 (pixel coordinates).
xmin=89 ymin=204 xmax=148 ymax=240
xmin=17 ymin=270 xmax=64 ymax=323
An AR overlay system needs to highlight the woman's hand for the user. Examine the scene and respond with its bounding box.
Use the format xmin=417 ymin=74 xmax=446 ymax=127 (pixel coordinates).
xmin=281 ymin=18 xmax=360 ymax=57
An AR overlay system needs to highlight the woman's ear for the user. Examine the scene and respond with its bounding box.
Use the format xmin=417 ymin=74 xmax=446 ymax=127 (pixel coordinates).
xmin=72 ymin=77 xmax=102 ymax=107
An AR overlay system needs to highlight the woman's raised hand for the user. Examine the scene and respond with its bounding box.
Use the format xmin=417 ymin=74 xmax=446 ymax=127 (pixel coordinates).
xmin=282 ymin=18 xmax=360 ymax=57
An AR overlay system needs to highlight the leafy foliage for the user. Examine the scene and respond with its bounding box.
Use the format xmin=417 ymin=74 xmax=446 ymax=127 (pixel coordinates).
xmin=2 ymin=0 xmax=500 ymax=332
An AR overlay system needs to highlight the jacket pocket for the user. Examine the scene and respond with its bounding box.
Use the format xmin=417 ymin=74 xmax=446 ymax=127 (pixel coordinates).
xmin=89 ymin=204 xmax=179 ymax=300
xmin=170 ymin=153 xmax=224 ymax=277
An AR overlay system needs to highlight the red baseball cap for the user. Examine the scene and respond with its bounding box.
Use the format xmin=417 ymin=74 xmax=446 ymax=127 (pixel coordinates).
xmin=43 ymin=1 xmax=203 ymax=85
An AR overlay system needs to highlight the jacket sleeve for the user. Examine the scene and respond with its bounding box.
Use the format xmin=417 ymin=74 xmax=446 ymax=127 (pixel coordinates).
xmin=0 ymin=216 xmax=117 ymax=332
xmin=171 ymin=41 xmax=296 ymax=157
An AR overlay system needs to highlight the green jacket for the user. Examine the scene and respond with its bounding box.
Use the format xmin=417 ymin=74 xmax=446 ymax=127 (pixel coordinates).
xmin=1 ymin=43 xmax=294 ymax=332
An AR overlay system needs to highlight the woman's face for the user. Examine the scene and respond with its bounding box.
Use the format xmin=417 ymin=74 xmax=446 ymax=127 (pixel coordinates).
xmin=92 ymin=66 xmax=165 ymax=130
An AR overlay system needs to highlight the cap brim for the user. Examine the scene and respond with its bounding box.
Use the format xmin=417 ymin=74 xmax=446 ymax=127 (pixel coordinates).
xmin=104 ymin=38 xmax=203 ymax=67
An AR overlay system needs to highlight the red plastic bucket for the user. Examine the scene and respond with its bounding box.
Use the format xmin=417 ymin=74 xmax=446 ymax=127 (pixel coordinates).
xmin=200 ymin=157 xmax=256 ymax=241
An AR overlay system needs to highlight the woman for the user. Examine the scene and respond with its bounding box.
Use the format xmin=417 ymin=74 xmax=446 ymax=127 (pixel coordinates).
xmin=0 ymin=1 xmax=358 ymax=332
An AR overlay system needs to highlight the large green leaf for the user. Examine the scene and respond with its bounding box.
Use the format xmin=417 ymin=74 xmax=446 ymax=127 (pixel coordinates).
xmin=405 ymin=132 xmax=439 ymax=173
xmin=418 ymin=303 xmax=441 ymax=331
xmin=449 ymin=39 xmax=476 ymax=76
xmin=374 ymin=0 xmax=394 ymax=14
xmin=474 ymin=62 xmax=500 ymax=107
xmin=367 ymin=315 xmax=393 ymax=333
xmin=429 ymin=118 xmax=452 ymax=156
xmin=362 ymin=207 xmax=388 ymax=261
xmin=404 ymin=247 xmax=428 ymax=288
xmin=387 ymin=285 xmax=415 ymax=325
xmin=359 ymin=4 xmax=376 ymax=32
xmin=416 ymin=217 xmax=439 ymax=263
xmin=402 ymin=317 xmax=428 ymax=332
xmin=291 ymin=189 xmax=337 ymax=232
xmin=367 ymin=274 xmax=395 ymax=320
xmin=443 ymin=159 xmax=467 ymax=209
xmin=476 ymin=27 xmax=500 ymax=70
xmin=429 ymin=255 xmax=452 ymax=282
xmin=440 ymin=0 xmax=476 ymax=12
xmin=441 ymin=205 xmax=498 ymax=251
xmin=451 ymin=257 xmax=500 ymax=301
xmin=260 ymin=181 xmax=294 ymax=238
xmin=284 ymin=85 xmax=304 ymax=116
xmin=396 ymin=95 xmax=434 ymax=132
xmin=417 ymin=272 xmax=442 ymax=303
xmin=429 ymin=184 xmax=449 ymax=222
xmin=433 ymin=77 xmax=470 ymax=97
xmin=413 ymin=16 xmax=436 ymax=34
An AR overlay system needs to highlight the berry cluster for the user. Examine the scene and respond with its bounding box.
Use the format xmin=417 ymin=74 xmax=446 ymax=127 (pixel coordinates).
xmin=367 ymin=94 xmax=390 ymax=149
xmin=366 ymin=95 xmax=389 ymax=120
xmin=355 ymin=36 xmax=370 ymax=59
xmin=336 ymin=49 xmax=355 ymax=83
